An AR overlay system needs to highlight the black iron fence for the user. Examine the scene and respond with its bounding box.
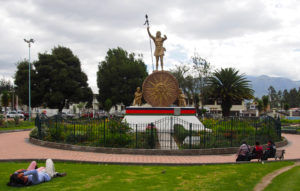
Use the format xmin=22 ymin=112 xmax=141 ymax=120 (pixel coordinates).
xmin=32 ymin=115 xmax=281 ymax=150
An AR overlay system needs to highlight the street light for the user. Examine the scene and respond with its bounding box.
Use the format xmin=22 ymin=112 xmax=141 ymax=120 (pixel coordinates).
xmin=24 ymin=38 xmax=34 ymax=120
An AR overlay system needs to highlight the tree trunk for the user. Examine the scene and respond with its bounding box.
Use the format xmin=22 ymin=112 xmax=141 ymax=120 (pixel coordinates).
xmin=221 ymin=99 xmax=232 ymax=117
xmin=58 ymin=100 xmax=65 ymax=113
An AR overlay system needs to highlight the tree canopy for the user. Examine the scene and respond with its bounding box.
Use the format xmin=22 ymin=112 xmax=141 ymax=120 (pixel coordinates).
xmin=0 ymin=78 xmax=13 ymax=93
xmin=207 ymin=68 xmax=254 ymax=117
xmin=260 ymin=86 xmax=300 ymax=110
xmin=1 ymin=91 xmax=9 ymax=112
xmin=97 ymin=47 xmax=148 ymax=107
xmin=14 ymin=60 xmax=41 ymax=107
xmin=14 ymin=46 xmax=93 ymax=112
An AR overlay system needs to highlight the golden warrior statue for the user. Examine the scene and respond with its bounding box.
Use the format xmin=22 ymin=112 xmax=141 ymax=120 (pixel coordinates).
xmin=133 ymin=87 xmax=143 ymax=106
xmin=147 ymin=26 xmax=167 ymax=71
xmin=178 ymin=88 xmax=187 ymax=107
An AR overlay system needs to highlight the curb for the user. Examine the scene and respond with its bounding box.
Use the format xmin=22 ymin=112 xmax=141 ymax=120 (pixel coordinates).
xmin=29 ymin=136 xmax=288 ymax=156
xmin=0 ymin=129 xmax=32 ymax=134
xmin=0 ymin=158 xmax=299 ymax=166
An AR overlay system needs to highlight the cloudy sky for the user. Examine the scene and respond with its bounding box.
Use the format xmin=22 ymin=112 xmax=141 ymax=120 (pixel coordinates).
xmin=0 ymin=0 xmax=300 ymax=93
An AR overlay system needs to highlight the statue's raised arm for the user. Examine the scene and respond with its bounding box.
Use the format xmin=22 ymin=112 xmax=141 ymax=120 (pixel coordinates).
xmin=147 ymin=27 xmax=155 ymax=40
xmin=163 ymin=34 xmax=167 ymax=41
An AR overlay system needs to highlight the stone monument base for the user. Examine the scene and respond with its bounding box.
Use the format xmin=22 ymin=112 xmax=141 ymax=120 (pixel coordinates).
xmin=123 ymin=106 xmax=210 ymax=132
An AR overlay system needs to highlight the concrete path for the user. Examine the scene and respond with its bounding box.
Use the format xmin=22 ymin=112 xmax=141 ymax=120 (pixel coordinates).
xmin=253 ymin=162 xmax=300 ymax=191
xmin=0 ymin=131 xmax=299 ymax=164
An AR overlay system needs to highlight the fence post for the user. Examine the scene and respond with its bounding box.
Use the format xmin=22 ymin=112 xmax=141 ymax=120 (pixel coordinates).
xmin=203 ymin=123 xmax=206 ymax=149
xmin=230 ymin=118 xmax=233 ymax=147
xmin=150 ymin=123 xmax=154 ymax=149
xmin=136 ymin=124 xmax=138 ymax=148
xmin=170 ymin=117 xmax=173 ymax=149
xmin=255 ymin=119 xmax=257 ymax=143
xmin=73 ymin=121 xmax=75 ymax=144
xmin=103 ymin=117 xmax=106 ymax=146
xmin=55 ymin=115 xmax=58 ymax=141
xmin=189 ymin=123 xmax=192 ymax=149
xmin=277 ymin=116 xmax=281 ymax=140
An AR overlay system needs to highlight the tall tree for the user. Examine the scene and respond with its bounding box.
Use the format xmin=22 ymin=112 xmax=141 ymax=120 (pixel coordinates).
xmin=277 ymin=90 xmax=283 ymax=109
xmin=207 ymin=68 xmax=254 ymax=117
xmin=192 ymin=54 xmax=212 ymax=112
xmin=254 ymin=97 xmax=264 ymax=115
xmin=268 ymin=86 xmax=278 ymax=108
xmin=15 ymin=46 xmax=93 ymax=112
xmin=169 ymin=64 xmax=190 ymax=94
xmin=170 ymin=64 xmax=196 ymax=104
xmin=97 ymin=47 xmax=148 ymax=106
xmin=14 ymin=60 xmax=41 ymax=107
xmin=1 ymin=91 xmax=9 ymax=112
xmin=0 ymin=78 xmax=13 ymax=93
xmin=262 ymin=95 xmax=269 ymax=112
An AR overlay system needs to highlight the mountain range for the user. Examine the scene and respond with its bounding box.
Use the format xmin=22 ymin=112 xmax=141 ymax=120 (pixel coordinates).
xmin=246 ymin=75 xmax=300 ymax=98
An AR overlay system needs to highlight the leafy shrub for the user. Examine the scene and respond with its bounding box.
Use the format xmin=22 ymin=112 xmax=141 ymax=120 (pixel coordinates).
xmin=281 ymin=118 xmax=300 ymax=124
xmin=145 ymin=125 xmax=157 ymax=148
xmin=66 ymin=133 xmax=88 ymax=143
xmin=0 ymin=115 xmax=4 ymax=126
xmin=105 ymin=133 xmax=132 ymax=147
xmin=14 ymin=116 xmax=20 ymax=126
xmin=173 ymin=124 xmax=188 ymax=143
xmin=108 ymin=120 xmax=131 ymax=134
xmin=30 ymin=127 xmax=39 ymax=139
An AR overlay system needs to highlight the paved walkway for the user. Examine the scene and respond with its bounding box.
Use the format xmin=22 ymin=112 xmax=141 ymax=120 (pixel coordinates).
xmin=253 ymin=162 xmax=300 ymax=191
xmin=0 ymin=131 xmax=299 ymax=164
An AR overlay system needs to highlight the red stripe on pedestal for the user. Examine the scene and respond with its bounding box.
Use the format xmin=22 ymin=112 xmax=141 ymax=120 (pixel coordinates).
xmin=126 ymin=110 xmax=174 ymax=114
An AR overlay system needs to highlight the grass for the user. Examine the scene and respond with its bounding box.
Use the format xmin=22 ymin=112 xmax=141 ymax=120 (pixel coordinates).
xmin=264 ymin=165 xmax=300 ymax=191
xmin=0 ymin=161 xmax=293 ymax=191
xmin=0 ymin=120 xmax=34 ymax=131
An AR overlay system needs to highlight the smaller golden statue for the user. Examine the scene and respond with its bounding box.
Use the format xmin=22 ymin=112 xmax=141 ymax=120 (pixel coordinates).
xmin=133 ymin=87 xmax=143 ymax=106
xmin=178 ymin=88 xmax=186 ymax=107
xmin=147 ymin=26 xmax=167 ymax=71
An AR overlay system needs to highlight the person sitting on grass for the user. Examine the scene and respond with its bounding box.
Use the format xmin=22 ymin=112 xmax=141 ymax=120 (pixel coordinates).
xmin=262 ymin=140 xmax=276 ymax=160
xmin=250 ymin=141 xmax=263 ymax=160
xmin=7 ymin=159 xmax=66 ymax=187
xmin=236 ymin=141 xmax=251 ymax=161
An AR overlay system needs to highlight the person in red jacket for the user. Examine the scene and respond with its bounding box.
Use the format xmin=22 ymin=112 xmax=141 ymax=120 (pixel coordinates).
xmin=251 ymin=141 xmax=263 ymax=160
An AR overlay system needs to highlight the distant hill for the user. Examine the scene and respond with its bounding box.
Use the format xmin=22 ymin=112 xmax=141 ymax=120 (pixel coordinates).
xmin=246 ymin=75 xmax=300 ymax=98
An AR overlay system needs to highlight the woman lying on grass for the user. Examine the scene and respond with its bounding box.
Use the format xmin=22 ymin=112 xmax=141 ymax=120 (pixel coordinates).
xmin=7 ymin=159 xmax=66 ymax=187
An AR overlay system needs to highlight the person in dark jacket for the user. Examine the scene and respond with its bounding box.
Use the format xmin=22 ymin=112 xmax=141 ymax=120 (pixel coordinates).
xmin=262 ymin=140 xmax=276 ymax=160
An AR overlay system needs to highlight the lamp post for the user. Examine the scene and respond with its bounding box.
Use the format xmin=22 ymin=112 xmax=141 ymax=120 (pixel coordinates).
xmin=24 ymin=38 xmax=34 ymax=120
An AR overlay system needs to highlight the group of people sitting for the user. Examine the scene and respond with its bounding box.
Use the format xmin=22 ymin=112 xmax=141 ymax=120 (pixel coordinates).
xmin=7 ymin=159 xmax=66 ymax=187
xmin=236 ymin=140 xmax=276 ymax=162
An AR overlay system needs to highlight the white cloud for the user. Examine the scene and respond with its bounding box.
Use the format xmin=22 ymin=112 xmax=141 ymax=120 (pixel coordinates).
xmin=0 ymin=0 xmax=300 ymax=93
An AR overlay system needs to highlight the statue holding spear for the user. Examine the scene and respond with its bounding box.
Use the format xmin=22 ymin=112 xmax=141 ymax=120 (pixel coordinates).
xmin=144 ymin=15 xmax=167 ymax=71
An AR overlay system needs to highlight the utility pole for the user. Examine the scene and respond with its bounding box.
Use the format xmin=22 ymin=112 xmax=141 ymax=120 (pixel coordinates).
xmin=24 ymin=38 xmax=34 ymax=120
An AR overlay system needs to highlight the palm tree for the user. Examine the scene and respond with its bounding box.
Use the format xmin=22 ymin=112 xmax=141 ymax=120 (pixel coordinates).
xmin=207 ymin=68 xmax=254 ymax=117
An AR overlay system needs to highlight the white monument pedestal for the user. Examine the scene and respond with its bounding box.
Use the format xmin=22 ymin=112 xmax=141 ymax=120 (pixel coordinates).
xmin=123 ymin=106 xmax=209 ymax=132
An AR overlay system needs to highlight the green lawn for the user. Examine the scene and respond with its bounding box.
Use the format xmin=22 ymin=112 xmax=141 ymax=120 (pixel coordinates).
xmin=0 ymin=121 xmax=34 ymax=131
xmin=0 ymin=161 xmax=293 ymax=191
xmin=264 ymin=165 xmax=300 ymax=191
